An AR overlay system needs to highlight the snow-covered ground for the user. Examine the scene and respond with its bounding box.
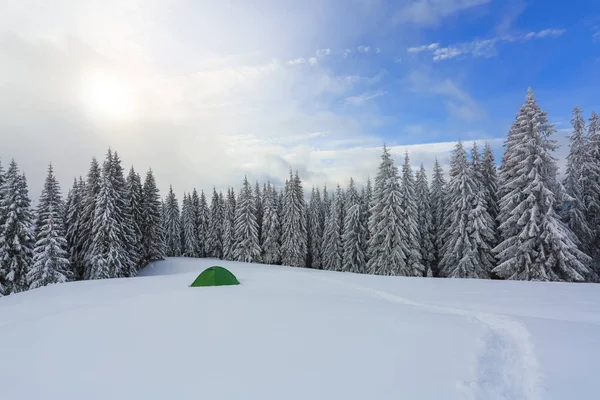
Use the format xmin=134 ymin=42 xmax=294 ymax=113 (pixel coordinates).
xmin=1 ymin=258 xmax=599 ymax=400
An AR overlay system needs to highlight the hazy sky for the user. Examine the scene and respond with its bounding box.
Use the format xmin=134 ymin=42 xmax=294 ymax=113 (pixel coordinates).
xmin=1 ymin=0 xmax=599 ymax=200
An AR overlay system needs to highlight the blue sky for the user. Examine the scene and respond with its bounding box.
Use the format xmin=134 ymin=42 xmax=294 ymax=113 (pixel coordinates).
xmin=1 ymin=0 xmax=599 ymax=198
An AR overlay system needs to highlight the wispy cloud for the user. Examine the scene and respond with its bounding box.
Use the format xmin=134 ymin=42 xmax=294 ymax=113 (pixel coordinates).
xmin=394 ymin=0 xmax=491 ymax=27
xmin=394 ymin=56 xmax=403 ymax=63
xmin=357 ymin=45 xmax=370 ymax=53
xmin=316 ymin=48 xmax=331 ymax=57
xmin=344 ymin=90 xmax=386 ymax=106
xmin=407 ymin=43 xmax=440 ymax=53
xmin=287 ymin=57 xmax=306 ymax=65
xmin=375 ymin=48 xmax=381 ymax=54
xmin=407 ymin=28 xmax=566 ymax=62
xmin=308 ymin=57 xmax=318 ymax=66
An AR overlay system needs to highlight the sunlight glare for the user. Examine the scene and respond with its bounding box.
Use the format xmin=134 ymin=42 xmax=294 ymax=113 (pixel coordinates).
xmin=80 ymin=69 xmax=134 ymax=121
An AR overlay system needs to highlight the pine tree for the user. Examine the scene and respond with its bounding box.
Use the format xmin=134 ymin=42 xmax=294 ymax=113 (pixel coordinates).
xmin=261 ymin=183 xmax=281 ymax=264
xmin=323 ymin=185 xmax=343 ymax=271
xmin=0 ymin=160 xmax=34 ymax=294
xmin=367 ymin=146 xmax=408 ymax=276
xmin=164 ymin=185 xmax=181 ymax=257
xmin=28 ymin=164 xmax=70 ymax=289
xmin=254 ymin=182 xmax=263 ymax=248
xmin=308 ymin=187 xmax=323 ymax=269
xmin=494 ymin=89 xmax=590 ymax=281
xmin=87 ymin=151 xmax=133 ymax=279
xmin=181 ymin=193 xmax=197 ymax=257
xmin=430 ymin=158 xmax=446 ymax=276
xmin=280 ymin=171 xmax=308 ymax=268
xmin=64 ymin=178 xmax=86 ymax=280
xmin=481 ymin=143 xmax=500 ymax=225
xmin=222 ymin=188 xmax=237 ymax=261
xmin=360 ymin=178 xmax=373 ymax=262
xmin=126 ymin=166 xmax=144 ymax=269
xmin=562 ymin=106 xmax=594 ymax=257
xmin=206 ymin=188 xmax=224 ymax=259
xmin=234 ymin=177 xmax=261 ymax=262
xmin=400 ymin=152 xmax=425 ymax=276
xmin=141 ymin=169 xmax=166 ymax=264
xmin=415 ymin=165 xmax=435 ymax=276
xmin=193 ymin=189 xmax=209 ymax=257
xmin=438 ymin=142 xmax=491 ymax=278
xmin=341 ymin=179 xmax=366 ymax=273
xmin=586 ymin=112 xmax=600 ymax=273
xmin=80 ymin=158 xmax=101 ymax=279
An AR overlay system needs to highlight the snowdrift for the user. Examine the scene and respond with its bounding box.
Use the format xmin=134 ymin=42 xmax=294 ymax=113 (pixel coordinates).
xmin=1 ymin=258 xmax=599 ymax=399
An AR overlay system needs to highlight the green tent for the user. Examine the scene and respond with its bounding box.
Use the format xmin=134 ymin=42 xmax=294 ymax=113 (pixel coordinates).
xmin=190 ymin=266 xmax=240 ymax=287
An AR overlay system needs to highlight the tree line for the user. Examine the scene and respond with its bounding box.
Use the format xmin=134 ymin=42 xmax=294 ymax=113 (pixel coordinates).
xmin=0 ymin=88 xmax=598 ymax=296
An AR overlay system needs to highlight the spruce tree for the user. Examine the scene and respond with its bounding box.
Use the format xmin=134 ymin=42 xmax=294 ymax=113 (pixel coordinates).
xmin=79 ymin=158 xmax=101 ymax=279
xmin=280 ymin=171 xmax=308 ymax=267
xmin=254 ymin=182 xmax=263 ymax=248
xmin=29 ymin=164 xmax=70 ymax=289
xmin=234 ymin=177 xmax=261 ymax=262
xmin=308 ymin=187 xmax=323 ymax=269
xmin=415 ymin=165 xmax=435 ymax=275
xmin=126 ymin=166 xmax=145 ymax=269
xmin=64 ymin=178 xmax=86 ymax=280
xmin=194 ymin=189 xmax=209 ymax=258
xmin=562 ymin=106 xmax=594 ymax=257
xmin=481 ymin=143 xmax=500 ymax=225
xmin=222 ymin=188 xmax=237 ymax=261
xmin=341 ymin=179 xmax=366 ymax=273
xmin=261 ymin=183 xmax=281 ymax=264
xmin=400 ymin=152 xmax=425 ymax=276
xmin=494 ymin=89 xmax=590 ymax=281
xmin=206 ymin=188 xmax=224 ymax=259
xmin=367 ymin=146 xmax=409 ymax=276
xmin=439 ymin=142 xmax=492 ymax=278
xmin=360 ymin=178 xmax=373 ymax=261
xmin=0 ymin=160 xmax=34 ymax=294
xmin=181 ymin=193 xmax=197 ymax=257
xmin=430 ymin=158 xmax=446 ymax=275
xmin=323 ymin=185 xmax=343 ymax=271
xmin=164 ymin=185 xmax=181 ymax=257
xmin=141 ymin=169 xmax=166 ymax=264
xmin=586 ymin=112 xmax=600 ymax=273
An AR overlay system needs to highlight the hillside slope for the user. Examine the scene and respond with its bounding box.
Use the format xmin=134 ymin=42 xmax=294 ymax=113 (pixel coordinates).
xmin=1 ymin=258 xmax=599 ymax=399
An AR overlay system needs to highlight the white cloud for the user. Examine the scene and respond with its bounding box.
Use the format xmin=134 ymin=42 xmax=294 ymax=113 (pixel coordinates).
xmin=394 ymin=0 xmax=491 ymax=27
xmin=394 ymin=56 xmax=403 ymax=63
xmin=287 ymin=57 xmax=307 ymax=65
xmin=409 ymin=28 xmax=566 ymax=62
xmin=407 ymin=43 xmax=440 ymax=53
xmin=343 ymin=48 xmax=352 ymax=57
xmin=308 ymin=57 xmax=318 ymax=66
xmin=344 ymin=90 xmax=387 ymax=106
xmin=316 ymin=48 xmax=331 ymax=57
xmin=375 ymin=48 xmax=381 ymax=54
xmin=357 ymin=45 xmax=370 ymax=53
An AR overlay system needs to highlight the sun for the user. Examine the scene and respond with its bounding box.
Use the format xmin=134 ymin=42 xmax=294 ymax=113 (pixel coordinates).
xmin=80 ymin=69 xmax=134 ymax=121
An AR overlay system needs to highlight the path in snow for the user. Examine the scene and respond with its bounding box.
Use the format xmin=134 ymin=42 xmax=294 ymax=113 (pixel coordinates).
xmin=294 ymin=270 xmax=543 ymax=400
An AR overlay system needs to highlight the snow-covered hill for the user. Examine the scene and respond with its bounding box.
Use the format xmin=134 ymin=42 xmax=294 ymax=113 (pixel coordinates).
xmin=1 ymin=258 xmax=599 ymax=400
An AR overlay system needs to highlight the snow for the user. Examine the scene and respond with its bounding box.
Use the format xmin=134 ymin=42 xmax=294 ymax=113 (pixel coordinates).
xmin=1 ymin=257 xmax=600 ymax=400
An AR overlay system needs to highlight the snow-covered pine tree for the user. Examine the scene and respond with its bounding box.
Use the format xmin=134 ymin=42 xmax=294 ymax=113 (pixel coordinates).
xmin=233 ymin=177 xmax=261 ymax=263
xmin=126 ymin=166 xmax=145 ymax=269
xmin=222 ymin=188 xmax=237 ymax=261
xmin=322 ymin=185 xmax=331 ymax=221
xmin=80 ymin=158 xmax=101 ymax=279
xmin=481 ymin=143 xmax=500 ymax=225
xmin=430 ymin=158 xmax=446 ymax=276
xmin=415 ymin=164 xmax=435 ymax=276
xmin=322 ymin=185 xmax=343 ymax=271
xmin=87 ymin=151 xmax=132 ymax=279
xmin=0 ymin=160 xmax=34 ymax=294
xmin=280 ymin=171 xmax=308 ymax=268
xmin=181 ymin=193 xmax=197 ymax=257
xmin=586 ymin=111 xmax=600 ymax=273
xmin=194 ymin=189 xmax=209 ymax=258
xmin=360 ymin=178 xmax=373 ymax=261
xmin=307 ymin=187 xmax=323 ymax=269
xmin=562 ymin=106 xmax=594 ymax=257
xmin=261 ymin=182 xmax=281 ymax=264
xmin=164 ymin=186 xmax=181 ymax=257
xmin=341 ymin=178 xmax=366 ymax=273
xmin=438 ymin=142 xmax=492 ymax=278
xmin=206 ymin=188 xmax=224 ymax=259
xmin=254 ymin=182 xmax=263 ymax=248
xmin=494 ymin=89 xmax=591 ymax=281
xmin=400 ymin=152 xmax=425 ymax=276
xmin=367 ymin=146 xmax=409 ymax=276
xmin=141 ymin=169 xmax=166 ymax=264
xmin=64 ymin=178 xmax=86 ymax=280
xmin=28 ymin=164 xmax=70 ymax=289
